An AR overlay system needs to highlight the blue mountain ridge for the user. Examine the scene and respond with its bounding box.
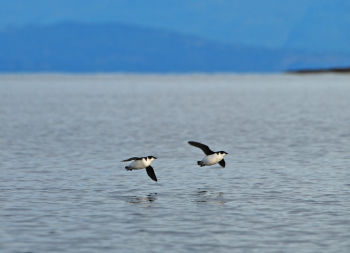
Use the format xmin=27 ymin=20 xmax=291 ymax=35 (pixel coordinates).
xmin=0 ymin=22 xmax=349 ymax=73
xmin=1 ymin=0 xmax=349 ymax=53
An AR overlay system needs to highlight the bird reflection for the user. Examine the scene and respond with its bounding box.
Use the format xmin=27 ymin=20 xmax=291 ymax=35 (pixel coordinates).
xmin=127 ymin=193 xmax=157 ymax=205
xmin=194 ymin=188 xmax=226 ymax=205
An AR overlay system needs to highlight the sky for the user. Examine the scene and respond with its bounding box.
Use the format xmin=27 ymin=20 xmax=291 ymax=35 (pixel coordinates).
xmin=1 ymin=0 xmax=350 ymax=53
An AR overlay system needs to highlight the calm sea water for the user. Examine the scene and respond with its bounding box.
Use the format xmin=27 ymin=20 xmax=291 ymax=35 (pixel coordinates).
xmin=0 ymin=74 xmax=349 ymax=253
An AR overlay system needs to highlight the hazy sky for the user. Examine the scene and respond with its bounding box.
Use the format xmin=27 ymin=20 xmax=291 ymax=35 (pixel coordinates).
xmin=1 ymin=0 xmax=349 ymax=52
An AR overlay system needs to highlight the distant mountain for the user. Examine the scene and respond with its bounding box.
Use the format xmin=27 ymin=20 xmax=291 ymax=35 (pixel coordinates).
xmin=1 ymin=0 xmax=349 ymax=54
xmin=0 ymin=22 xmax=350 ymax=73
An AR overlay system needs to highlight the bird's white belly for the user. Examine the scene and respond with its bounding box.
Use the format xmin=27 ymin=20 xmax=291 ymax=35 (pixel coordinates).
xmin=202 ymin=154 xmax=223 ymax=166
xmin=130 ymin=159 xmax=149 ymax=169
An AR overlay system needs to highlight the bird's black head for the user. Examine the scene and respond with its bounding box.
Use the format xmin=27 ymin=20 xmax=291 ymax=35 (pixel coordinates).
xmin=218 ymin=151 xmax=228 ymax=155
xmin=147 ymin=156 xmax=157 ymax=160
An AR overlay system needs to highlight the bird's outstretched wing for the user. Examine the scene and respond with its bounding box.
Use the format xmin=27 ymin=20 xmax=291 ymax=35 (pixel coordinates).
xmin=188 ymin=141 xmax=214 ymax=155
xmin=121 ymin=157 xmax=141 ymax=162
xmin=219 ymin=159 xmax=225 ymax=168
xmin=146 ymin=166 xmax=158 ymax=182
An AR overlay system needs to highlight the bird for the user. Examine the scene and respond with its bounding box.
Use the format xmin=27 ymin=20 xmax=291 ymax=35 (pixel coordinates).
xmin=121 ymin=156 xmax=158 ymax=181
xmin=188 ymin=141 xmax=228 ymax=168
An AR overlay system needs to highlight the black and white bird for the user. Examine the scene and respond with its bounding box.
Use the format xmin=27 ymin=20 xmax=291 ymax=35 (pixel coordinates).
xmin=188 ymin=141 xmax=228 ymax=168
xmin=121 ymin=156 xmax=158 ymax=182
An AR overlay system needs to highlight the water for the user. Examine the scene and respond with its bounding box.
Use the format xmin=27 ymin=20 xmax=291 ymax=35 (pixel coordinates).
xmin=0 ymin=74 xmax=349 ymax=253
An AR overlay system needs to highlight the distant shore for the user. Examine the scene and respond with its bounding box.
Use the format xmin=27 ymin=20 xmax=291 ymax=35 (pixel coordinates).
xmin=287 ymin=67 xmax=350 ymax=74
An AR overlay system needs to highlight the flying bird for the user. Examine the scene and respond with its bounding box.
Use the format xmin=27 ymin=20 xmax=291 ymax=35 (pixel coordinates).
xmin=121 ymin=156 xmax=158 ymax=181
xmin=188 ymin=141 xmax=228 ymax=168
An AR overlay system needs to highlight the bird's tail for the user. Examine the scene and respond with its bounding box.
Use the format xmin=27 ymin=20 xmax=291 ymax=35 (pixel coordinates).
xmin=197 ymin=161 xmax=204 ymax=167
